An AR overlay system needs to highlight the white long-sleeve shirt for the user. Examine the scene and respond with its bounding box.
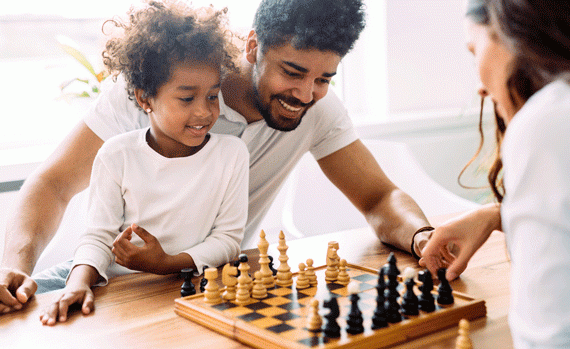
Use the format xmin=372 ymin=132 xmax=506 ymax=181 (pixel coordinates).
xmin=72 ymin=129 xmax=249 ymax=283
xmin=502 ymin=80 xmax=570 ymax=348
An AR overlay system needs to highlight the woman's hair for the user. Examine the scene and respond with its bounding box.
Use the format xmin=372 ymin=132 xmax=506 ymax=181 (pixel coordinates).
xmin=102 ymin=0 xmax=240 ymax=109
xmin=461 ymin=0 xmax=570 ymax=202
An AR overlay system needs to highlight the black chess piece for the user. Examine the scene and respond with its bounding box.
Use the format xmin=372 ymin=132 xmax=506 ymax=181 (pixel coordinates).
xmin=400 ymin=276 xmax=419 ymax=316
xmin=371 ymin=268 xmax=388 ymax=329
xmin=268 ymin=255 xmax=278 ymax=276
xmin=322 ymin=294 xmax=341 ymax=338
xmin=436 ymin=268 xmax=454 ymax=305
xmin=383 ymin=253 xmax=402 ymax=323
xmin=346 ymin=292 xmax=364 ymax=334
xmin=418 ymin=269 xmax=435 ymax=312
xmin=199 ymin=266 xmax=209 ymax=293
xmin=180 ymin=268 xmax=196 ymax=297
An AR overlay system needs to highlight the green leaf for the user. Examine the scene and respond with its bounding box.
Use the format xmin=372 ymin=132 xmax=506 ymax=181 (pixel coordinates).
xmin=56 ymin=35 xmax=97 ymax=77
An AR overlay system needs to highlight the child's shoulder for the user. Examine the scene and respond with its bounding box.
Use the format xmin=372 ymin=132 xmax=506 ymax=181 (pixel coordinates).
xmin=210 ymin=133 xmax=247 ymax=150
xmin=99 ymin=128 xmax=147 ymax=156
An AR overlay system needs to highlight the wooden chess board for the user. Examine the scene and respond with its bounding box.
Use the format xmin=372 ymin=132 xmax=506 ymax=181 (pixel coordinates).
xmin=175 ymin=263 xmax=486 ymax=349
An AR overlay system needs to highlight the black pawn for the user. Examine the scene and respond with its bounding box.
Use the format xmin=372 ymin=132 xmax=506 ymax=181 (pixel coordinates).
xmin=436 ymin=268 xmax=454 ymax=305
xmin=418 ymin=269 xmax=435 ymax=312
xmin=322 ymin=295 xmax=341 ymax=338
xmin=346 ymin=293 xmax=364 ymax=335
xmin=268 ymin=255 xmax=278 ymax=276
xmin=400 ymin=276 xmax=419 ymax=316
xmin=371 ymin=268 xmax=388 ymax=329
xmin=199 ymin=266 xmax=209 ymax=293
xmin=383 ymin=253 xmax=402 ymax=323
xmin=180 ymin=268 xmax=196 ymax=297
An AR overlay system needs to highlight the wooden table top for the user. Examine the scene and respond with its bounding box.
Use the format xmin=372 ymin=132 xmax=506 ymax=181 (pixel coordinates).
xmin=0 ymin=218 xmax=512 ymax=349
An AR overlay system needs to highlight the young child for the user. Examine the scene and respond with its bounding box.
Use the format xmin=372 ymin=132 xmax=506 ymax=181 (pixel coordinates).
xmin=38 ymin=0 xmax=248 ymax=325
xmin=422 ymin=0 xmax=570 ymax=347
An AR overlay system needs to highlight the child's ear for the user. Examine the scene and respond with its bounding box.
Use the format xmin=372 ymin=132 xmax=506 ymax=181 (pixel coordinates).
xmin=134 ymin=89 xmax=152 ymax=113
xmin=245 ymin=30 xmax=259 ymax=64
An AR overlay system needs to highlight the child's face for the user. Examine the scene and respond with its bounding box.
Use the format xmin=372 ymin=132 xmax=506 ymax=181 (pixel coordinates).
xmin=147 ymin=62 xmax=221 ymax=156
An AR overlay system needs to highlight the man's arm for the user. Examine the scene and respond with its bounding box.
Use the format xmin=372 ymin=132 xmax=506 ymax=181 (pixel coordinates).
xmin=317 ymin=139 xmax=430 ymax=253
xmin=1 ymin=121 xmax=103 ymax=311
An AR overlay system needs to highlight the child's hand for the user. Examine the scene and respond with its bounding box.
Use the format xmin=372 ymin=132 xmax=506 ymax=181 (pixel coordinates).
xmin=39 ymin=283 xmax=94 ymax=326
xmin=112 ymin=223 xmax=169 ymax=274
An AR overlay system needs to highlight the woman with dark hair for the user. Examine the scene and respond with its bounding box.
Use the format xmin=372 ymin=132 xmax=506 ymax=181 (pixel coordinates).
xmin=422 ymin=0 xmax=570 ymax=347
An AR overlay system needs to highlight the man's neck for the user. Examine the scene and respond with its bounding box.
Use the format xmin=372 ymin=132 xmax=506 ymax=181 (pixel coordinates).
xmin=221 ymin=60 xmax=263 ymax=124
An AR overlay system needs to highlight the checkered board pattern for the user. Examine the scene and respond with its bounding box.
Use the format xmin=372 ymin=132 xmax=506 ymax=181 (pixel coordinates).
xmin=175 ymin=264 xmax=486 ymax=349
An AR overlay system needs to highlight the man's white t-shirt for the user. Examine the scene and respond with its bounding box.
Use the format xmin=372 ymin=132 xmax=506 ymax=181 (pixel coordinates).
xmin=85 ymin=75 xmax=358 ymax=248
xmin=501 ymin=80 xmax=570 ymax=348
xmin=73 ymin=129 xmax=249 ymax=282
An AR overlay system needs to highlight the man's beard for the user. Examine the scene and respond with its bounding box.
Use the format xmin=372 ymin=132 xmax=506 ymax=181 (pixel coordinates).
xmin=252 ymin=85 xmax=314 ymax=132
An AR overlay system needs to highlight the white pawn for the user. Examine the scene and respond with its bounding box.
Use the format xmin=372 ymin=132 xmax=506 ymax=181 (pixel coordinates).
xmin=455 ymin=319 xmax=473 ymax=349
xmin=306 ymin=259 xmax=317 ymax=286
xmin=252 ymin=271 xmax=268 ymax=299
xmin=337 ymin=259 xmax=350 ymax=285
xmin=296 ymin=263 xmax=310 ymax=289
xmin=306 ymin=298 xmax=322 ymax=332
xmin=203 ymin=268 xmax=222 ymax=304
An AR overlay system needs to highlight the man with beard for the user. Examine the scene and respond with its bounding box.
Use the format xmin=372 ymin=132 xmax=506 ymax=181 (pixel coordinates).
xmin=0 ymin=0 xmax=433 ymax=313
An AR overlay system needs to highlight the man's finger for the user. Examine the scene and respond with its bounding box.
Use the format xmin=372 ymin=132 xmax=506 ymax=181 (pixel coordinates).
xmin=131 ymin=223 xmax=154 ymax=243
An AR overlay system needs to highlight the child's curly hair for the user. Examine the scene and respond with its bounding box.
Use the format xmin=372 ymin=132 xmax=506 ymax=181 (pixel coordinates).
xmin=102 ymin=0 xmax=239 ymax=109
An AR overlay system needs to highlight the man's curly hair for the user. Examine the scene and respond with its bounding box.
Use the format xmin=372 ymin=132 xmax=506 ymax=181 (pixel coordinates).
xmin=253 ymin=0 xmax=366 ymax=56
xmin=102 ymin=0 xmax=239 ymax=109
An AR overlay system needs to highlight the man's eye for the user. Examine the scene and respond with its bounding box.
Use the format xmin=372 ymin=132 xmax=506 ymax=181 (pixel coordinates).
xmin=284 ymin=69 xmax=301 ymax=77
xmin=317 ymin=78 xmax=331 ymax=85
xmin=180 ymin=97 xmax=194 ymax=102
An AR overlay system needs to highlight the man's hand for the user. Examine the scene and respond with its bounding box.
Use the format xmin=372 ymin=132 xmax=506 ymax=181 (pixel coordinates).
xmin=39 ymin=283 xmax=94 ymax=325
xmin=419 ymin=203 xmax=502 ymax=281
xmin=112 ymin=224 xmax=169 ymax=274
xmin=0 ymin=268 xmax=37 ymax=314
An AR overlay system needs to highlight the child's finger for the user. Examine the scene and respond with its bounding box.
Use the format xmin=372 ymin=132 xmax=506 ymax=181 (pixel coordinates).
xmin=81 ymin=290 xmax=95 ymax=315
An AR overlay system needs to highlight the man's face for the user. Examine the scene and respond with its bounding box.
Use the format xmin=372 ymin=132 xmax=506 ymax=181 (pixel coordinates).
xmin=249 ymin=42 xmax=342 ymax=131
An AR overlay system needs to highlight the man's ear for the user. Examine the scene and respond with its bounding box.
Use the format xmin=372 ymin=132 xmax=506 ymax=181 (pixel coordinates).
xmin=245 ymin=30 xmax=259 ymax=64
xmin=134 ymin=89 xmax=151 ymax=113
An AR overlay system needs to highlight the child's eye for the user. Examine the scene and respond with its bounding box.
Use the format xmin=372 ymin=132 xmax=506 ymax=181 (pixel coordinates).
xmin=208 ymin=94 xmax=219 ymax=101
xmin=180 ymin=97 xmax=194 ymax=102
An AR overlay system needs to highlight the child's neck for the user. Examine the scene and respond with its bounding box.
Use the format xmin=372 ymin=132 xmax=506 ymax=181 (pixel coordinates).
xmin=146 ymin=130 xmax=210 ymax=158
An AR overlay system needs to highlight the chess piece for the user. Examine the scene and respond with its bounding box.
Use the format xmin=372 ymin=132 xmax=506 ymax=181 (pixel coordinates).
xmin=199 ymin=266 xmax=209 ymax=293
xmin=418 ymin=269 xmax=435 ymax=313
xmin=437 ymin=268 xmax=454 ymax=305
xmin=371 ymin=267 xmax=388 ymax=329
xmin=325 ymin=247 xmax=339 ymax=283
xmin=252 ymin=271 xmax=268 ymax=299
xmin=236 ymin=255 xmax=252 ymax=305
xmin=383 ymin=253 xmax=402 ymax=323
xmin=305 ymin=259 xmax=318 ymax=286
xmin=337 ymin=259 xmax=350 ymax=285
xmin=400 ymin=268 xmax=419 ymax=316
xmin=306 ymin=298 xmax=322 ymax=332
xmin=346 ymin=282 xmax=364 ymax=335
xmin=322 ymin=294 xmax=341 ymax=338
xmin=180 ymin=268 xmax=196 ymax=297
xmin=203 ymin=268 xmax=222 ymax=304
xmin=268 ymin=255 xmax=278 ymax=276
xmin=221 ymin=263 xmax=238 ymax=301
xmin=455 ymin=319 xmax=473 ymax=349
xmin=275 ymin=231 xmax=293 ymax=286
xmin=257 ymin=230 xmax=276 ymax=289
xmin=237 ymin=253 xmax=253 ymax=292
xmin=328 ymin=241 xmax=340 ymax=265
xmin=296 ymin=263 xmax=310 ymax=289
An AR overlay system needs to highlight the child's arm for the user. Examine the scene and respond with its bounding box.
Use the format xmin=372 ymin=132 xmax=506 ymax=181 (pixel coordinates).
xmin=39 ymin=264 xmax=100 ymax=326
xmin=112 ymin=223 xmax=196 ymax=274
